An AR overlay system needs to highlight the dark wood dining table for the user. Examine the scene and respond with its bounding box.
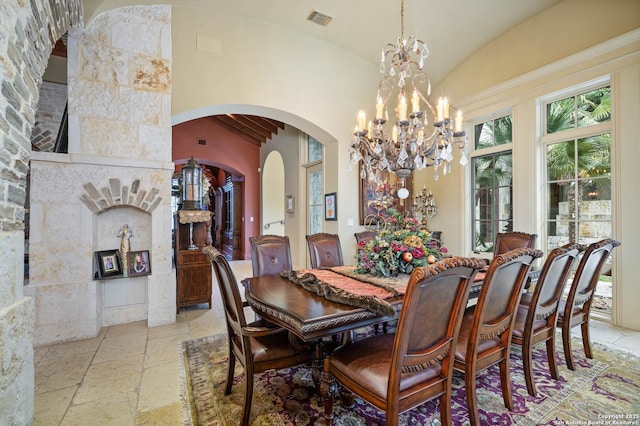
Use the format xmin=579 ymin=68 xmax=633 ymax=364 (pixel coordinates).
xmin=241 ymin=271 xmax=403 ymax=344
xmin=241 ymin=265 xmax=539 ymax=344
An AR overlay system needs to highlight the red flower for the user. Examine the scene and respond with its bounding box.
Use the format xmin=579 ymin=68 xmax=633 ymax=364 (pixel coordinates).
xmin=412 ymin=247 xmax=425 ymax=258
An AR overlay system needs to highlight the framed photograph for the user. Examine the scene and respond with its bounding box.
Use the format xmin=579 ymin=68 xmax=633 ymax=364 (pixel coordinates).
xmin=324 ymin=192 xmax=337 ymax=221
xmin=128 ymin=250 xmax=152 ymax=276
xmin=95 ymin=250 xmax=123 ymax=279
xmin=359 ymin=166 xmax=412 ymax=225
xmin=286 ymin=195 xmax=295 ymax=213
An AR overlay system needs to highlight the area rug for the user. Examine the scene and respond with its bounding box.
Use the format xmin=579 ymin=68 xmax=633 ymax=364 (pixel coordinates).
xmin=179 ymin=330 xmax=640 ymax=425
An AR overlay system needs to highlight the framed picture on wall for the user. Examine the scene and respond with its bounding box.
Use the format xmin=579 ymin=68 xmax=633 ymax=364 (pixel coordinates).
xmin=128 ymin=250 xmax=152 ymax=277
xmin=359 ymin=166 xmax=412 ymax=225
xmin=95 ymin=250 xmax=123 ymax=279
xmin=324 ymin=192 xmax=337 ymax=221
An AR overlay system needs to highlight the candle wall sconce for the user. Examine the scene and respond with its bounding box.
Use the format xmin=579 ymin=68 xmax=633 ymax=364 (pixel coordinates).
xmin=413 ymin=187 xmax=436 ymax=227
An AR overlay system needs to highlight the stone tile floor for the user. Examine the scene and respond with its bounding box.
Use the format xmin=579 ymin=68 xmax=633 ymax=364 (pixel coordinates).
xmin=33 ymin=261 xmax=640 ymax=425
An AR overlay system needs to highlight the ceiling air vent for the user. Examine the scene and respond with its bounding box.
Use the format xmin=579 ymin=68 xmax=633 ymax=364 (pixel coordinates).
xmin=306 ymin=10 xmax=332 ymax=27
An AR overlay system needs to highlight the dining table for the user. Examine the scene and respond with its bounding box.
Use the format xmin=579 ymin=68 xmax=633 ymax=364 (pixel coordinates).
xmin=241 ymin=264 xmax=539 ymax=342
xmin=242 ymin=267 xmax=405 ymax=341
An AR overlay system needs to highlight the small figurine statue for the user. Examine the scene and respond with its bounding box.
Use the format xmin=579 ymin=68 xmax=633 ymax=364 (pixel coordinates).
xmin=118 ymin=224 xmax=133 ymax=274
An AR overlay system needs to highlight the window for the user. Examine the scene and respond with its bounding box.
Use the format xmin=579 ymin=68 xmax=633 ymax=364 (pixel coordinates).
xmin=542 ymin=84 xmax=612 ymax=314
xmin=307 ymin=136 xmax=323 ymax=163
xmin=303 ymin=135 xmax=323 ymax=236
xmin=543 ymin=85 xmax=612 ymax=248
xmin=471 ymin=114 xmax=513 ymax=252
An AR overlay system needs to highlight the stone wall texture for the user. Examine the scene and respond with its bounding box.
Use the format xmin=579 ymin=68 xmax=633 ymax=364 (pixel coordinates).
xmin=27 ymin=4 xmax=174 ymax=347
xmin=1 ymin=0 xmax=82 ymax=423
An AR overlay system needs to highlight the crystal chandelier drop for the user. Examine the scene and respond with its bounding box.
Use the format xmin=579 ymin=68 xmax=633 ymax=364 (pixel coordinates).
xmin=349 ymin=0 xmax=468 ymax=198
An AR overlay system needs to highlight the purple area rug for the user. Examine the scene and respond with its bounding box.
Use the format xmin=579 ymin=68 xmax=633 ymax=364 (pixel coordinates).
xmin=180 ymin=329 xmax=640 ymax=425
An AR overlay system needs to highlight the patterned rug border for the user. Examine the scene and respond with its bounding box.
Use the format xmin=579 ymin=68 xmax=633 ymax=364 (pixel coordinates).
xmin=179 ymin=340 xmax=195 ymax=426
xmin=178 ymin=332 xmax=640 ymax=425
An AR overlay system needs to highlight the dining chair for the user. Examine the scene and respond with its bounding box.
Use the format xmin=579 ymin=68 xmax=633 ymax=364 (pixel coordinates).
xmin=322 ymin=257 xmax=487 ymax=426
xmin=493 ymin=231 xmax=537 ymax=255
xmin=453 ymin=247 xmax=543 ymax=426
xmin=354 ymin=230 xmax=378 ymax=245
xmin=511 ymin=243 xmax=583 ymax=396
xmin=557 ymin=238 xmax=621 ymax=370
xmin=306 ymin=233 xmax=344 ymax=269
xmin=203 ymin=245 xmax=313 ymax=426
xmin=249 ymin=234 xmax=293 ymax=276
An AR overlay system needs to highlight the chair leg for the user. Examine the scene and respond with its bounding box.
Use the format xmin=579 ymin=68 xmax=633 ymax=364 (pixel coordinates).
xmin=439 ymin=389 xmax=452 ymax=426
xmin=562 ymin=321 xmax=575 ymax=370
xmin=225 ymin=350 xmax=236 ymax=395
xmin=522 ymin=340 xmax=536 ymax=397
xmin=241 ymin=367 xmax=254 ymax=426
xmin=581 ymin=320 xmax=593 ymax=359
xmin=546 ymin=336 xmax=559 ymax=380
xmin=499 ymin=357 xmax=514 ymax=410
xmin=465 ymin=369 xmax=480 ymax=426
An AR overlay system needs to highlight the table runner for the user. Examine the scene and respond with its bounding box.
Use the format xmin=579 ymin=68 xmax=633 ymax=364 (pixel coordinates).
xmin=280 ymin=269 xmax=397 ymax=316
xmin=328 ymin=265 xmax=409 ymax=294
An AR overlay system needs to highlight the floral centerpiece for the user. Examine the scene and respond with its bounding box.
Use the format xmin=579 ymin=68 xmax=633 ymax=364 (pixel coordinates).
xmin=356 ymin=209 xmax=448 ymax=277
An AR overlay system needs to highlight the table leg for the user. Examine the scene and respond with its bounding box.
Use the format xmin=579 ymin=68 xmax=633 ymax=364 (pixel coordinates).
xmin=321 ymin=357 xmax=335 ymax=426
xmin=312 ymin=341 xmax=323 ymax=388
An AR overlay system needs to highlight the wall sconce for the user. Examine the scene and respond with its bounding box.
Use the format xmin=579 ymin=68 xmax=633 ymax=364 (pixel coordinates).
xmin=181 ymin=156 xmax=202 ymax=211
xmin=286 ymin=195 xmax=295 ymax=213
xmin=413 ymin=187 xmax=436 ymax=227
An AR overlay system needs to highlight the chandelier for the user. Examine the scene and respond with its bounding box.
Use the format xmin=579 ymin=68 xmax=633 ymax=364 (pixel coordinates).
xmin=349 ymin=0 xmax=468 ymax=198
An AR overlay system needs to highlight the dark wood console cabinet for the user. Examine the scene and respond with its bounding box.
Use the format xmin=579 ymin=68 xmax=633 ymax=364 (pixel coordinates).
xmin=175 ymin=210 xmax=213 ymax=312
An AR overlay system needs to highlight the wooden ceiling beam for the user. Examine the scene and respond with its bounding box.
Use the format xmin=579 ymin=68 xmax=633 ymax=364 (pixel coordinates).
xmin=227 ymin=114 xmax=272 ymax=139
xmin=210 ymin=116 xmax=263 ymax=146
xmin=244 ymin=115 xmax=284 ymax=135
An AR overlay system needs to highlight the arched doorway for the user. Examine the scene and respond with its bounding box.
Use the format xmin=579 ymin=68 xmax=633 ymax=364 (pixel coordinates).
xmin=262 ymin=151 xmax=285 ymax=236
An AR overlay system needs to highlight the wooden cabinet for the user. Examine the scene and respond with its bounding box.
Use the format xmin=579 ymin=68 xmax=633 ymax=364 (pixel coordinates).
xmin=222 ymin=178 xmax=243 ymax=260
xmin=175 ymin=210 xmax=213 ymax=312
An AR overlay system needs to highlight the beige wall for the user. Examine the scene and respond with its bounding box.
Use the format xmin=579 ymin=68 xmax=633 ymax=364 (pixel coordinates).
xmin=437 ymin=0 xmax=640 ymax=101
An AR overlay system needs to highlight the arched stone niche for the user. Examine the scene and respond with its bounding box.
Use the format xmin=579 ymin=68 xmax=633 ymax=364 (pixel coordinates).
xmin=95 ymin=205 xmax=152 ymax=326
xmin=81 ymin=178 xmax=162 ymax=214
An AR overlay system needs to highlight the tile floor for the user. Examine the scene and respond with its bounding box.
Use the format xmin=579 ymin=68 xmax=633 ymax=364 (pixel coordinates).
xmin=33 ymin=260 xmax=640 ymax=425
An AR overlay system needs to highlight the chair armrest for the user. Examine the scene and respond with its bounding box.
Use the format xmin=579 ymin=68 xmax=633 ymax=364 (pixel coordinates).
xmin=242 ymin=325 xmax=285 ymax=337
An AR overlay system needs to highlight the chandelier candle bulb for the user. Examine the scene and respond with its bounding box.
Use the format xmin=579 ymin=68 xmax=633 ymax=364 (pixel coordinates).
xmin=376 ymin=95 xmax=384 ymax=119
xmin=443 ymin=98 xmax=450 ymax=119
xmin=357 ymin=110 xmax=367 ymax=132
xmin=437 ymin=98 xmax=444 ymax=122
xmin=398 ymin=95 xmax=408 ymax=121
xmin=455 ymin=110 xmax=464 ymax=133
xmin=392 ymin=125 xmax=398 ymax=142
xmin=411 ymin=89 xmax=420 ymax=113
